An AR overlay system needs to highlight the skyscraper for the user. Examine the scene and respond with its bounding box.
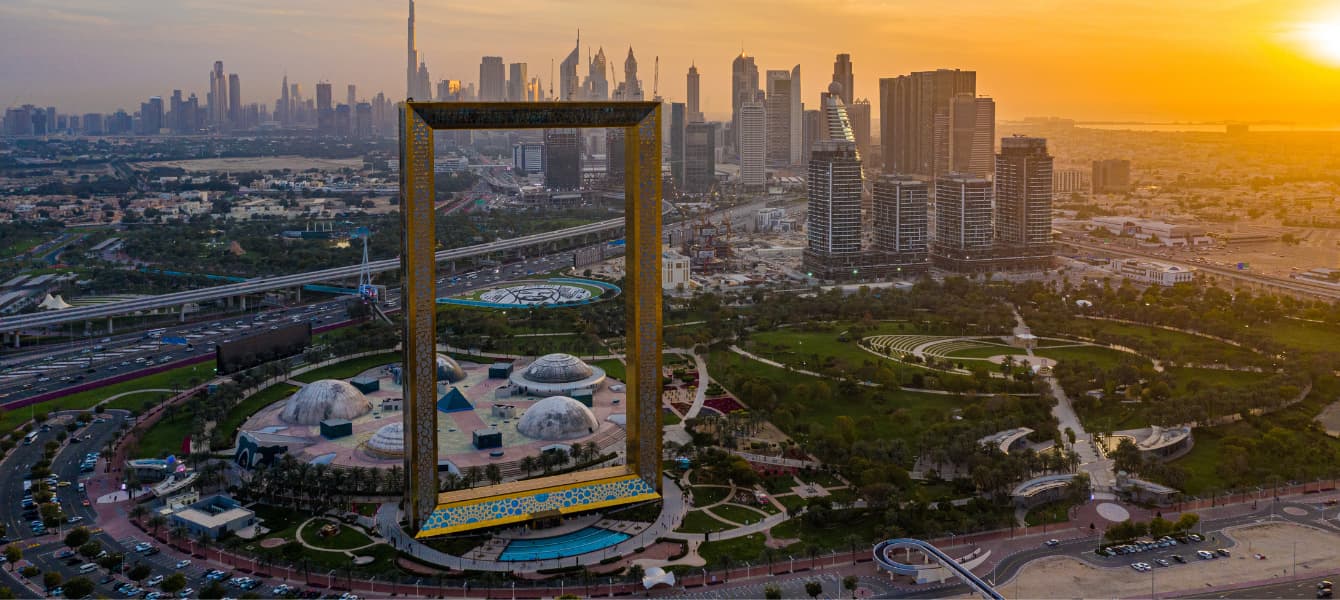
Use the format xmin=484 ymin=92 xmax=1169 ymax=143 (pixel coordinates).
xmin=407 ymin=0 xmax=420 ymax=99
xmin=940 ymin=93 xmax=995 ymax=178
xmin=585 ymin=47 xmax=608 ymax=100
xmin=684 ymin=122 xmax=716 ymax=194
xmin=931 ymin=173 xmax=994 ymax=269
xmin=994 ymin=136 xmax=1054 ymax=248
xmin=686 ymin=64 xmax=702 ymax=122
xmin=802 ymin=86 xmax=865 ymax=279
xmin=560 ymin=33 xmax=581 ymax=101
xmin=1092 ymin=159 xmax=1132 ymax=193
xmin=480 ymin=57 xmax=506 ymax=102
xmin=316 ymin=81 xmax=333 ymax=134
xmin=606 ymin=128 xmax=625 ymax=188
xmin=730 ymin=52 xmax=759 ymax=153
xmin=354 ymin=102 xmax=372 ymax=139
xmin=279 ymin=75 xmax=290 ymax=126
xmin=543 ymin=129 xmax=582 ymax=190
xmin=738 ymin=97 xmax=766 ymax=189
xmin=140 ymin=97 xmax=163 ymax=135
xmin=613 ymin=48 xmax=642 ymax=100
xmin=872 ymin=175 xmax=929 ymax=264
xmin=209 ymin=61 xmax=227 ymax=128
xmin=832 ymin=54 xmax=854 ymax=105
xmin=670 ymin=102 xmax=686 ymax=188
xmin=347 ymin=85 xmax=357 ymax=109
xmin=228 ymin=73 xmax=241 ymax=129
xmin=879 ymin=69 xmax=976 ymax=176
xmin=765 ymin=70 xmax=792 ymax=165
xmin=507 ymin=63 xmax=529 ymax=102
xmin=847 ymin=99 xmax=871 ymax=158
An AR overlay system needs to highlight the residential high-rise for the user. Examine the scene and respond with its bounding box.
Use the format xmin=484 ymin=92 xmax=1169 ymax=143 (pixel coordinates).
xmin=670 ymin=102 xmax=686 ymax=188
xmin=372 ymin=92 xmax=389 ymax=134
xmin=560 ymin=33 xmax=580 ymax=100
xmin=970 ymin=97 xmax=996 ymax=177
xmin=848 ymin=99 xmax=871 ymax=157
xmin=347 ymin=85 xmax=357 ymax=109
xmin=765 ymin=70 xmax=792 ymax=165
xmin=1092 ymin=159 xmax=1132 ymax=193
xmin=437 ymin=80 xmax=462 ymax=101
xmin=208 ymin=61 xmax=227 ymax=128
xmin=873 ymin=175 xmax=929 ymax=263
xmin=606 ymin=129 xmax=625 ymax=188
xmin=334 ymin=104 xmax=351 ymax=136
xmin=316 ymin=81 xmax=333 ymax=134
xmin=940 ymin=93 xmax=995 ymax=178
xmin=686 ymin=63 xmax=702 ymax=122
xmin=879 ymin=69 xmax=976 ymax=176
xmin=802 ymin=85 xmax=865 ymax=279
xmin=228 ymin=73 xmax=241 ymax=129
xmin=82 ymin=113 xmax=103 ymax=136
xmin=354 ymin=103 xmax=372 ymax=139
xmin=832 ymin=53 xmax=854 ymax=105
xmin=730 ymin=52 xmax=759 ymax=154
xmin=543 ymin=129 xmax=582 ymax=190
xmin=585 ymin=47 xmax=608 ymax=100
xmin=480 ymin=57 xmax=506 ymax=101
xmin=738 ymin=97 xmax=766 ymax=189
xmin=995 ymin=136 xmax=1054 ymax=250
xmin=931 ymin=173 xmax=994 ymax=269
xmin=684 ymin=122 xmax=716 ymax=194
xmin=140 ymin=97 xmax=163 ymax=135
xmin=507 ymin=63 xmax=529 ymax=102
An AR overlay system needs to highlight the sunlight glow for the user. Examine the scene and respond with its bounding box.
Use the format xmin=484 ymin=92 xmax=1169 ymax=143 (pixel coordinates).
xmin=1293 ymin=12 xmax=1340 ymax=65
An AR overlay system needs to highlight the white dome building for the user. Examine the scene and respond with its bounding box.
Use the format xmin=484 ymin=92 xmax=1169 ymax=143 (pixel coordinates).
xmin=517 ymin=396 xmax=599 ymax=441
xmin=365 ymin=422 xmax=404 ymax=458
xmin=436 ymin=353 xmax=466 ymax=383
xmin=280 ymin=379 xmax=372 ymax=425
xmin=508 ymin=353 xmax=606 ymax=396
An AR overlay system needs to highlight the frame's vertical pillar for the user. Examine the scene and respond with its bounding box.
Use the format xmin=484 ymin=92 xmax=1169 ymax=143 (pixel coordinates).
xmin=624 ymin=105 xmax=664 ymax=490
xmin=400 ymin=103 xmax=440 ymax=529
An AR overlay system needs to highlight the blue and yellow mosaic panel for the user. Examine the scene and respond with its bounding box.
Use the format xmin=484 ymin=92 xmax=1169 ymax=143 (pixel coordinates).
xmin=415 ymin=474 xmax=659 ymax=538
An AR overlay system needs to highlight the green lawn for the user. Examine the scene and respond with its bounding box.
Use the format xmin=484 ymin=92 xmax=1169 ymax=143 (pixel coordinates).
xmin=1165 ymin=367 xmax=1269 ymax=394
xmin=1262 ymin=319 xmax=1340 ymax=353
xmin=746 ymin=323 xmax=925 ymax=378
xmin=104 ymin=390 xmax=173 ymax=412
xmin=697 ymin=533 xmax=766 ymax=566
xmin=136 ymin=412 xmax=194 ymax=458
xmin=1073 ymin=320 xmax=1262 ymax=366
xmin=0 ymin=360 xmax=216 ymax=435
xmin=1034 ymin=345 xmax=1137 ymax=369
xmin=677 ymin=510 xmax=732 ymax=534
xmin=776 ymin=495 xmax=809 ymax=513
xmin=211 ymin=384 xmax=298 ymax=449
xmin=709 ymin=503 xmax=769 ymax=525
xmin=293 ymin=353 xmax=400 ymax=383
xmin=299 ymin=519 xmax=374 ymax=550
xmin=688 ymin=485 xmax=731 ymax=506
xmin=1024 ymin=500 xmax=1076 ymax=526
xmin=592 ymin=358 xmax=626 ymax=382
xmin=942 ymin=344 xmax=1016 ymax=359
xmin=1172 ymin=428 xmax=1229 ymax=496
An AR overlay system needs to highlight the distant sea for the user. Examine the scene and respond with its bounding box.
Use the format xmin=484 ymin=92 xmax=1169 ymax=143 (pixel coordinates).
xmin=1075 ymin=123 xmax=1340 ymax=133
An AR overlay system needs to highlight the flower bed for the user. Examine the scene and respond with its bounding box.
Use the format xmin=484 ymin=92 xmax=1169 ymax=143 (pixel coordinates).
xmin=703 ymin=395 xmax=745 ymax=414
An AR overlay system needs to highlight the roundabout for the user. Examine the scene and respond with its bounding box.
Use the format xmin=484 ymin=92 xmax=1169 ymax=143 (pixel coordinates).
xmin=437 ymin=277 xmax=620 ymax=309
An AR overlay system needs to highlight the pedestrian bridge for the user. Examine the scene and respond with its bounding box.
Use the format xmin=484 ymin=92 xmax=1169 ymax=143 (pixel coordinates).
xmin=873 ymin=538 xmax=1003 ymax=599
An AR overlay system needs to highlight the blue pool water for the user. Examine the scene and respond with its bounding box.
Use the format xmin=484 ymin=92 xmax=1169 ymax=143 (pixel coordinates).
xmin=498 ymin=527 xmax=630 ymax=561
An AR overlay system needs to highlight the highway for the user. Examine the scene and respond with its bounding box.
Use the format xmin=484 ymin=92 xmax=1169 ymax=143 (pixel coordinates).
xmin=0 ymin=216 xmax=626 ymax=334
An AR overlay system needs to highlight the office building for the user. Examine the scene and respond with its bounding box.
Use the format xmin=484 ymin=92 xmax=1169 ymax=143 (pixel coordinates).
xmin=140 ymin=97 xmax=163 ymax=135
xmin=513 ymin=142 xmax=544 ymax=174
xmin=738 ymin=98 xmax=766 ymax=189
xmin=543 ymin=129 xmax=581 ymax=190
xmin=765 ymin=70 xmax=793 ymax=164
xmin=1092 ymin=159 xmax=1132 ymax=193
xmin=848 ymin=98 xmax=871 ymax=157
xmin=315 ymin=82 xmax=333 ymax=134
xmin=612 ymin=48 xmax=642 ymax=100
xmin=994 ymin=136 xmax=1054 ymax=249
xmin=940 ymin=93 xmax=994 ymax=178
xmin=686 ymin=64 xmax=702 ymax=122
xmin=480 ymin=57 xmax=506 ymax=102
xmin=334 ymin=104 xmax=351 ymax=136
xmin=931 ymin=173 xmax=994 ymax=271
xmin=684 ymin=121 xmax=716 ymax=194
xmin=508 ymin=63 xmax=529 ymax=102
xmin=731 ymin=52 xmax=759 ymax=154
xmin=585 ymin=47 xmax=609 ymax=100
xmin=228 ymin=73 xmax=242 ymax=129
xmin=209 ymin=61 xmax=228 ymax=128
xmin=832 ymin=53 xmax=854 ymax=105
xmin=82 ymin=113 xmax=103 ymax=136
xmin=437 ymin=80 xmax=462 ymax=101
xmin=879 ymin=69 xmax=976 ymax=176
xmin=670 ymin=103 xmax=686 ymax=188
xmin=560 ymin=33 xmax=580 ymax=101
xmin=606 ymin=128 xmax=625 ymax=187
xmin=354 ymin=102 xmax=372 ymax=138
xmin=873 ymin=175 xmax=930 ymax=268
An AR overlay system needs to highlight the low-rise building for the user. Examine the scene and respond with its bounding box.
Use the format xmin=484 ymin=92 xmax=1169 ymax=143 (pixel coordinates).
xmin=1109 ymin=259 xmax=1197 ymax=286
xmin=169 ymin=495 xmax=257 ymax=539
xmin=663 ymin=249 xmax=691 ymax=291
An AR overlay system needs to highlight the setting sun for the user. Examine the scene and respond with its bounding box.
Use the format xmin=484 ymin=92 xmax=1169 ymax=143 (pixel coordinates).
xmin=1294 ymin=10 xmax=1340 ymax=65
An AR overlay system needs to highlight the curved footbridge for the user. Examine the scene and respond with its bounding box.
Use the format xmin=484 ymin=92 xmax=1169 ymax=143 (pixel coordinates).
xmin=873 ymin=538 xmax=1003 ymax=599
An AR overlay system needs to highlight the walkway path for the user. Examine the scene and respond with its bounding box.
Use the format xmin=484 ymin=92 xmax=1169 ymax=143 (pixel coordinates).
xmin=374 ymin=474 xmax=687 ymax=572
xmin=96 ymin=388 xmax=172 ymax=408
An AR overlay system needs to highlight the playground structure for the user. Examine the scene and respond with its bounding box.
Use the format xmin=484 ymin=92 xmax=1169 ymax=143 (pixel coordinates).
xmin=872 ymin=538 xmax=1003 ymax=599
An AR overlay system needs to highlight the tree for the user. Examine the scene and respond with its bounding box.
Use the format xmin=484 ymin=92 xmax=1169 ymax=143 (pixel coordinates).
xmin=78 ymin=541 xmax=102 ymax=559
xmin=200 ymin=581 xmax=227 ymax=599
xmin=98 ymin=553 xmax=124 ymax=571
xmin=64 ymin=577 xmax=94 ymax=599
xmin=128 ymin=563 xmax=152 ymax=583
xmin=485 ymin=463 xmax=502 ymax=486
xmin=162 ymin=573 xmax=187 ymax=593
xmin=43 ymin=571 xmax=62 ymax=591
xmin=3 ymin=544 xmax=20 ymax=569
xmin=1174 ymin=512 xmax=1200 ymax=533
xmin=844 ymin=575 xmax=860 ymax=599
xmin=64 ymin=527 xmax=91 ymax=549
xmin=805 ymin=580 xmax=824 ymax=599
xmin=764 ymin=585 xmax=782 ymax=599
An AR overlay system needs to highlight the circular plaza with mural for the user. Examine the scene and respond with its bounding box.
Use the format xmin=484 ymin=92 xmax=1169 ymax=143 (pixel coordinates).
xmin=438 ymin=277 xmax=619 ymax=309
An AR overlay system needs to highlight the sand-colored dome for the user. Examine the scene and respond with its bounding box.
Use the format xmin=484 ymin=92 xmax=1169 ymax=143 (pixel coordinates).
xmin=517 ymin=396 xmax=599 ymax=441
xmin=523 ymin=353 xmax=594 ymax=384
xmin=280 ymin=379 xmax=372 ymax=425
xmin=365 ymin=422 xmax=404 ymax=458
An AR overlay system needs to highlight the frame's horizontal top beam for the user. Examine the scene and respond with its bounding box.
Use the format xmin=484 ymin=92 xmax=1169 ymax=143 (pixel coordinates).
xmin=406 ymin=101 xmax=660 ymax=130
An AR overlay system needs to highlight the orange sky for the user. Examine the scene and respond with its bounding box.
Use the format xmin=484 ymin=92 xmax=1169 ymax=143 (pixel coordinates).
xmin=3 ymin=0 xmax=1339 ymax=124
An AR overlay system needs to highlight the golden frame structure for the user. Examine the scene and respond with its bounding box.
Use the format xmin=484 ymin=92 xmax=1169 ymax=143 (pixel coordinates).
xmin=399 ymin=101 xmax=663 ymax=531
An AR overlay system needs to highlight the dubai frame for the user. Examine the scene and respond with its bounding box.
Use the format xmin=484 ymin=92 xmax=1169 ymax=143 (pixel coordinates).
xmin=399 ymin=102 xmax=664 ymax=536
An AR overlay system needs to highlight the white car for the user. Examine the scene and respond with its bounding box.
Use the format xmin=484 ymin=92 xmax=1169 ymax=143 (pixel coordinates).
xmin=147 ymin=574 xmax=164 ymax=586
xmin=175 ymin=559 xmax=191 ymax=569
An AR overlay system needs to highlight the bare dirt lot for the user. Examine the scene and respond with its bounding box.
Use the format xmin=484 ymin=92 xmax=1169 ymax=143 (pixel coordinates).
xmin=135 ymin=156 xmax=364 ymax=173
xmin=1005 ymin=522 xmax=1340 ymax=598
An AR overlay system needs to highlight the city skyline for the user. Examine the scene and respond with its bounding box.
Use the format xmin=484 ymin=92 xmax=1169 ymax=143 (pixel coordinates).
xmin=4 ymin=0 xmax=1340 ymax=125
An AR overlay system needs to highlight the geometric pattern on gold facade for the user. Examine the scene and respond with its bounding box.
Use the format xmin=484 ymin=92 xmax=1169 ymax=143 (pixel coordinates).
xmin=399 ymin=102 xmax=663 ymax=533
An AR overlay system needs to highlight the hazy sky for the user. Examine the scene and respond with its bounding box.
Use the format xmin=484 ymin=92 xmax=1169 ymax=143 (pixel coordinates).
xmin=4 ymin=0 xmax=1340 ymax=125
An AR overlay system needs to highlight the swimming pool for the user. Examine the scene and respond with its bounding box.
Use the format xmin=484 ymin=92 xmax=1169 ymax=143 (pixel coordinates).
xmin=498 ymin=527 xmax=630 ymax=561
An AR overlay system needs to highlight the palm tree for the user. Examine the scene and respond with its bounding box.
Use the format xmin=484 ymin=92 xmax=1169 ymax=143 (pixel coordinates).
xmin=519 ymin=456 xmax=537 ymax=478
xmin=129 ymin=504 xmax=148 ymax=523
xmin=148 ymin=515 xmax=167 ymax=537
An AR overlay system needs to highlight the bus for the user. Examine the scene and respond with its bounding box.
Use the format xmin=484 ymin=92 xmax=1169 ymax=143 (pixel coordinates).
xmin=145 ymin=328 xmax=166 ymax=339
xmin=23 ymin=431 xmax=38 ymax=445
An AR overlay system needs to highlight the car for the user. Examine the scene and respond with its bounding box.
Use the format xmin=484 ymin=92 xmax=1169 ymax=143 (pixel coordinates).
xmin=272 ymin=585 xmax=292 ymax=596
xmin=147 ymin=574 xmax=164 ymax=586
xmin=1216 ymin=548 xmax=1231 ymax=557
xmin=133 ymin=542 xmax=152 ymax=552
xmin=1187 ymin=533 xmax=1203 ymax=542
xmin=1321 ymin=589 xmax=1334 ymax=599
xmin=1045 ymin=539 xmax=1060 ymax=547
xmin=48 ymin=587 xmax=63 ymax=597
xmin=176 ymin=559 xmax=192 ymax=569
xmin=55 ymin=549 xmax=75 ymax=559
xmin=145 ymin=547 xmax=161 ymax=556
xmin=1130 ymin=563 xmax=1146 ymax=571
xmin=1197 ymin=550 xmax=1216 ymax=559
xmin=1171 ymin=554 xmax=1186 ymax=563
xmin=1154 ymin=558 xmax=1170 ymax=567
xmin=121 ymin=587 xmax=141 ymax=597
xmin=146 ymin=593 xmax=162 ymax=600
xmin=177 ymin=589 xmax=194 ymax=599
xmin=100 ymin=575 xmax=116 ymax=584
xmin=67 ymin=516 xmax=83 ymax=524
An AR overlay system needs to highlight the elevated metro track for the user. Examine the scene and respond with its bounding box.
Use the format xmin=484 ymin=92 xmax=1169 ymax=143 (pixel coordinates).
xmin=873 ymin=538 xmax=1003 ymax=600
xmin=0 ymin=218 xmax=625 ymax=334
